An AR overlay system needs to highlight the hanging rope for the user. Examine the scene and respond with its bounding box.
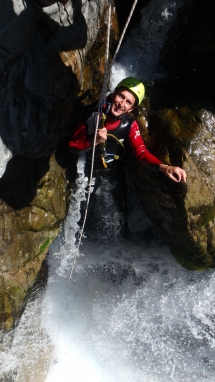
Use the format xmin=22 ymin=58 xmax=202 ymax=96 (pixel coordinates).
xmin=77 ymin=0 xmax=113 ymax=250
xmin=111 ymin=0 xmax=139 ymax=65
xmin=99 ymin=0 xmax=113 ymax=107
xmin=77 ymin=0 xmax=140 ymax=248
xmin=58 ymin=0 xmax=139 ymax=295
xmin=62 ymin=0 xmax=140 ymax=278
xmin=77 ymin=0 xmax=141 ymax=249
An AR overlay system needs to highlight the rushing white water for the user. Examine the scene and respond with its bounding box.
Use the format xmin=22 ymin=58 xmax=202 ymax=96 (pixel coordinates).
xmin=1 ymin=1 xmax=215 ymax=381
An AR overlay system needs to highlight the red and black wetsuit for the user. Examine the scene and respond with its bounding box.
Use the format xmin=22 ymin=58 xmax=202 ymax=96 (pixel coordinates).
xmin=68 ymin=107 xmax=163 ymax=228
xmin=68 ymin=112 xmax=162 ymax=169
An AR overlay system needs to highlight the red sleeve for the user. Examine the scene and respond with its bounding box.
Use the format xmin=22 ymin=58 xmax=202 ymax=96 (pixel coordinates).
xmin=128 ymin=121 xmax=162 ymax=166
xmin=68 ymin=119 xmax=91 ymax=151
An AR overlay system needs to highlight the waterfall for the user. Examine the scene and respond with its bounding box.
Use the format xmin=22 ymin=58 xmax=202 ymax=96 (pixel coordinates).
xmin=110 ymin=0 xmax=185 ymax=89
xmin=1 ymin=1 xmax=215 ymax=381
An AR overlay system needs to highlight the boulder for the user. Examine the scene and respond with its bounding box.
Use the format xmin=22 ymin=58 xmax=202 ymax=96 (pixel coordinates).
xmin=131 ymin=104 xmax=215 ymax=270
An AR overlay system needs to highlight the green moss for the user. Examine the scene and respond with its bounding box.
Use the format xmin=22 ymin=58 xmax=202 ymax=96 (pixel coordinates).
xmin=38 ymin=237 xmax=51 ymax=256
xmin=156 ymin=202 xmax=215 ymax=271
xmin=171 ymin=246 xmax=213 ymax=271
xmin=193 ymin=202 xmax=215 ymax=226
xmin=167 ymin=225 xmax=215 ymax=270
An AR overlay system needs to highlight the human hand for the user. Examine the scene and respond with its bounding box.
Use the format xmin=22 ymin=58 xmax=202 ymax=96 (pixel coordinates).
xmin=96 ymin=128 xmax=107 ymax=144
xmin=159 ymin=164 xmax=187 ymax=183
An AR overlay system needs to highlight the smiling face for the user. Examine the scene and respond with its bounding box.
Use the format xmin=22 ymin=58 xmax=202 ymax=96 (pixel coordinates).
xmin=110 ymin=89 xmax=136 ymax=117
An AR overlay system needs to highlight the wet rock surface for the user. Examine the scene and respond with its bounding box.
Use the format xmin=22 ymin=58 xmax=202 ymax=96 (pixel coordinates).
xmin=131 ymin=104 xmax=215 ymax=270
xmin=0 ymin=153 xmax=70 ymax=330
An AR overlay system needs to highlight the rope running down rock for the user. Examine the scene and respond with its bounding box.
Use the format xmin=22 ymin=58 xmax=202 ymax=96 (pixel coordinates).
xmin=77 ymin=0 xmax=139 ymax=249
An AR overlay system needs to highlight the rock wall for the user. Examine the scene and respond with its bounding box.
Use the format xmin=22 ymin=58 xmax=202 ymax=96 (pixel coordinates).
xmin=131 ymin=104 xmax=215 ymax=270
xmin=0 ymin=153 xmax=68 ymax=329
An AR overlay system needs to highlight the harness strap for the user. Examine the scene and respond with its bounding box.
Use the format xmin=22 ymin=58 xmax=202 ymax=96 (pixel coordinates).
xmin=99 ymin=133 xmax=125 ymax=168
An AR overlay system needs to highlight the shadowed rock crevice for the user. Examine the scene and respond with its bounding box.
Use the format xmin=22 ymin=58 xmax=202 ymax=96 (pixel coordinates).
xmin=0 ymin=156 xmax=50 ymax=209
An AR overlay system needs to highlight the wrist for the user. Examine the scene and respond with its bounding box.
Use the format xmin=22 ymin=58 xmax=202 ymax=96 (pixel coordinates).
xmin=158 ymin=164 xmax=169 ymax=172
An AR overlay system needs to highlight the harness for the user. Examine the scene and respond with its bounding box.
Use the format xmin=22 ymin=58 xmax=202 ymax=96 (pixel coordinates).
xmin=88 ymin=113 xmax=135 ymax=169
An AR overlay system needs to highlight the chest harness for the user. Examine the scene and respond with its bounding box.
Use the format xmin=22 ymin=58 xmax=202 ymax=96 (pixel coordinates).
xmin=96 ymin=110 xmax=135 ymax=169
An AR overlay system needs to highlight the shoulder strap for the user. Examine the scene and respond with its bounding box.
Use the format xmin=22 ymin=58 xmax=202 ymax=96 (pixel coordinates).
xmin=107 ymin=115 xmax=134 ymax=141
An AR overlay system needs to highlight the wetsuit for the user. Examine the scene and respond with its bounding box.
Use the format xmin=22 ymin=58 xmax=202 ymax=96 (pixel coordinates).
xmin=68 ymin=108 xmax=162 ymax=231
xmin=68 ymin=112 xmax=162 ymax=169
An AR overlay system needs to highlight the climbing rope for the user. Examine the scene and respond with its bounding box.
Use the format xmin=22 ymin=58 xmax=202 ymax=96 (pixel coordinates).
xmin=99 ymin=0 xmax=113 ymax=107
xmin=111 ymin=0 xmax=139 ymax=65
xmin=77 ymin=0 xmax=139 ymax=247
xmin=77 ymin=0 xmax=113 ymax=250
xmin=61 ymin=0 xmax=140 ymax=284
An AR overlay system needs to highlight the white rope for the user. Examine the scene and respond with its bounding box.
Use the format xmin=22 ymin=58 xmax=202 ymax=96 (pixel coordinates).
xmin=111 ymin=0 xmax=139 ymax=65
xmin=99 ymin=0 xmax=112 ymax=107
xmin=76 ymin=113 xmax=100 ymax=250
xmin=53 ymin=0 xmax=140 ymax=293
xmin=77 ymin=0 xmax=112 ymax=249
xmin=77 ymin=0 xmax=139 ymax=248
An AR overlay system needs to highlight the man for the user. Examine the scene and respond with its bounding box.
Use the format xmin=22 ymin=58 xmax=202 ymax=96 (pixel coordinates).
xmin=68 ymin=77 xmax=186 ymax=238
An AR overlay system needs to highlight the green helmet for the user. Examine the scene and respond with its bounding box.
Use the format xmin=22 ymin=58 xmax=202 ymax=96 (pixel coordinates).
xmin=115 ymin=77 xmax=145 ymax=106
